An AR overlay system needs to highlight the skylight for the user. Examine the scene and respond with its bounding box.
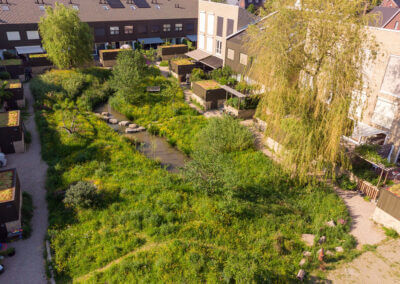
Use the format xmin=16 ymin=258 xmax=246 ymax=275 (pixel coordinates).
xmin=39 ymin=5 xmax=45 ymax=11
xmin=1 ymin=5 xmax=10 ymax=11
xmin=130 ymin=5 xmax=136 ymax=10
xmin=72 ymin=5 xmax=79 ymax=10
xmin=102 ymin=5 xmax=109 ymax=10
xmin=156 ymin=4 xmax=160 ymax=9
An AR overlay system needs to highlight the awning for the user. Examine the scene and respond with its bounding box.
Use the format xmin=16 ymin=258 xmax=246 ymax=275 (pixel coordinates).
xmin=15 ymin=45 xmax=44 ymax=55
xmin=352 ymin=122 xmax=387 ymax=139
xmin=186 ymin=34 xmax=197 ymax=42
xmin=138 ymin=37 xmax=164 ymax=45
xmin=221 ymin=85 xmax=247 ymax=98
xmin=185 ymin=49 xmax=210 ymax=61
xmin=200 ymin=55 xmax=223 ymax=69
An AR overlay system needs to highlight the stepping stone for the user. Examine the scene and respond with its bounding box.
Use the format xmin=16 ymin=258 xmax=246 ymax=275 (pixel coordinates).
xmin=301 ymin=234 xmax=315 ymax=247
xmin=101 ymin=112 xmax=110 ymax=117
xmin=109 ymin=118 xmax=118 ymax=124
xmin=125 ymin=127 xmax=140 ymax=133
xmin=303 ymin=251 xmax=312 ymax=257
xmin=128 ymin=123 xmax=138 ymax=129
xmin=299 ymin=258 xmax=306 ymax=266
xmin=318 ymin=236 xmax=326 ymax=244
xmin=101 ymin=116 xmax=109 ymax=122
xmin=119 ymin=121 xmax=130 ymax=126
xmin=326 ymin=220 xmax=336 ymax=227
xmin=136 ymin=126 xmax=146 ymax=132
xmin=335 ymin=246 xmax=344 ymax=253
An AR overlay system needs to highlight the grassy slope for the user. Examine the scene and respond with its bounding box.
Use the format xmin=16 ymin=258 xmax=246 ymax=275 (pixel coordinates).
xmin=32 ymin=70 xmax=354 ymax=282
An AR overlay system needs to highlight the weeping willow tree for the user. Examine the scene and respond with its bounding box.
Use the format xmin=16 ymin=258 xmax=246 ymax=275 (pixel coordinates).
xmin=247 ymin=0 xmax=379 ymax=181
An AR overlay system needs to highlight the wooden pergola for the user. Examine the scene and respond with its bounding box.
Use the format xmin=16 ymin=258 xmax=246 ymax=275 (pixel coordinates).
xmin=221 ymin=85 xmax=247 ymax=110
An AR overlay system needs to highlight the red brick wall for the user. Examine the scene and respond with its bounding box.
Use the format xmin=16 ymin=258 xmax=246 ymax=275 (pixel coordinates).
xmin=384 ymin=12 xmax=400 ymax=29
xmin=381 ymin=0 xmax=400 ymax=8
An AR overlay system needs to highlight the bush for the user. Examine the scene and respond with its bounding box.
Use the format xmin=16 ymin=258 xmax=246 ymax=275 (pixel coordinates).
xmin=0 ymin=71 xmax=10 ymax=80
xmin=337 ymin=175 xmax=357 ymax=190
xmin=63 ymin=181 xmax=98 ymax=209
xmin=190 ymin=68 xmax=207 ymax=82
xmin=159 ymin=60 xmax=169 ymax=67
xmin=383 ymin=227 xmax=399 ymax=239
xmin=194 ymin=116 xmax=254 ymax=154
xmin=3 ymin=51 xmax=17 ymax=59
xmin=210 ymin=66 xmax=236 ymax=85
xmin=0 ymin=247 xmax=15 ymax=257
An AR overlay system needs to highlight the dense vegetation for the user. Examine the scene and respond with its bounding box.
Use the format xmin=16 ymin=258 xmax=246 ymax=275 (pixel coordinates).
xmin=32 ymin=68 xmax=354 ymax=282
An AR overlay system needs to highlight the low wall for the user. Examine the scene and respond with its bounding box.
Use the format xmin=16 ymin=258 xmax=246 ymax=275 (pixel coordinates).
xmin=373 ymin=207 xmax=400 ymax=234
xmin=224 ymin=105 xmax=256 ymax=119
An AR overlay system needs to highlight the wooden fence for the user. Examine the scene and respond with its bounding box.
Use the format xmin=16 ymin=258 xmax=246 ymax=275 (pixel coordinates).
xmin=377 ymin=189 xmax=400 ymax=221
xmin=357 ymin=179 xmax=380 ymax=200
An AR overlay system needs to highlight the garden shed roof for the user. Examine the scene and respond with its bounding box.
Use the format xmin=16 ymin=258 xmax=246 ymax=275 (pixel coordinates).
xmin=200 ymin=56 xmax=223 ymax=69
xmin=185 ymin=49 xmax=210 ymax=61
xmin=221 ymin=85 xmax=246 ymax=98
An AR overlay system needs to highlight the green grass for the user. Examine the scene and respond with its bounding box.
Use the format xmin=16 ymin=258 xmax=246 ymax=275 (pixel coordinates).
xmin=0 ymin=59 xmax=22 ymax=66
xmin=383 ymin=227 xmax=399 ymax=239
xmin=32 ymin=68 xmax=356 ymax=282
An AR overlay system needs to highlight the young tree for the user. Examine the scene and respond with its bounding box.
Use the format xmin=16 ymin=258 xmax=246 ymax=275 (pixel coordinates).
xmin=247 ymin=0 xmax=379 ymax=181
xmin=0 ymin=81 xmax=12 ymax=109
xmin=39 ymin=3 xmax=93 ymax=69
xmin=110 ymin=50 xmax=147 ymax=103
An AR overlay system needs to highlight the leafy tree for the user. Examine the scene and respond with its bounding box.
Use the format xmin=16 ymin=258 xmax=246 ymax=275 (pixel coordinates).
xmin=110 ymin=50 xmax=147 ymax=103
xmin=247 ymin=0 xmax=379 ymax=181
xmin=0 ymin=81 xmax=12 ymax=107
xmin=39 ymin=3 xmax=93 ymax=69
xmin=64 ymin=181 xmax=98 ymax=209
xmin=247 ymin=4 xmax=256 ymax=14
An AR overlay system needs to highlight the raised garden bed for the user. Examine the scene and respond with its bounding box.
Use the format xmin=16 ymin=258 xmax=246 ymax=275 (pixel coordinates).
xmin=99 ymin=49 xmax=122 ymax=67
xmin=0 ymin=59 xmax=23 ymax=79
xmin=0 ymin=111 xmax=24 ymax=154
xmin=170 ymin=58 xmax=196 ymax=82
xmin=157 ymin=44 xmax=188 ymax=60
xmin=28 ymin=54 xmax=52 ymax=67
xmin=224 ymin=104 xmax=256 ymax=119
xmin=192 ymin=80 xmax=226 ymax=110
xmin=0 ymin=168 xmax=22 ymax=241
xmin=1 ymin=79 xmax=24 ymax=110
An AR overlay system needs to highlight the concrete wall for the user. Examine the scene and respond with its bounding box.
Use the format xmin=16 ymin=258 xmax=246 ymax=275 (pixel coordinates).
xmin=373 ymin=207 xmax=400 ymax=234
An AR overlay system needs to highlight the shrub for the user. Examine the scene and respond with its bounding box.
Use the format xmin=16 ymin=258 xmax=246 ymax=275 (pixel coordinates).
xmin=383 ymin=227 xmax=399 ymax=239
xmin=194 ymin=116 xmax=254 ymax=154
xmin=0 ymin=71 xmax=11 ymax=80
xmin=63 ymin=181 xmax=98 ymax=209
xmin=337 ymin=175 xmax=357 ymax=190
xmin=190 ymin=68 xmax=207 ymax=82
xmin=210 ymin=66 xmax=236 ymax=85
xmin=159 ymin=60 xmax=169 ymax=67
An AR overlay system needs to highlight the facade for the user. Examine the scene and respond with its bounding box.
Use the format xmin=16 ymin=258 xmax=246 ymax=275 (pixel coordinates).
xmin=0 ymin=0 xmax=197 ymax=55
xmin=380 ymin=0 xmax=400 ymax=8
xmin=225 ymin=27 xmax=252 ymax=78
xmin=186 ymin=0 xmax=257 ymax=69
xmin=369 ymin=7 xmax=400 ymax=30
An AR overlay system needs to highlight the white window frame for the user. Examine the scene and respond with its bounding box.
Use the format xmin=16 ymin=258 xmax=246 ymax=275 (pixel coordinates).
xmin=198 ymin=34 xmax=205 ymax=50
xmin=110 ymin=26 xmax=119 ymax=35
xmin=206 ymin=37 xmax=213 ymax=53
xmin=207 ymin=13 xmax=215 ymax=36
xmin=124 ymin=25 xmax=134 ymax=34
xmin=6 ymin=31 xmax=20 ymax=41
xmin=26 ymin=30 xmax=40 ymax=40
xmin=371 ymin=97 xmax=397 ymax=129
xmin=199 ymin=11 xmax=206 ymax=33
xmin=175 ymin=23 xmax=183 ymax=32
xmin=216 ymin=40 xmax=222 ymax=55
xmin=163 ymin=24 xmax=171 ymax=32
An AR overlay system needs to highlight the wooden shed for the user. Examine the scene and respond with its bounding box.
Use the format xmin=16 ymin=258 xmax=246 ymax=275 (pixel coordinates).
xmin=99 ymin=49 xmax=122 ymax=67
xmin=157 ymin=44 xmax=189 ymax=60
xmin=0 ymin=168 xmax=22 ymax=241
xmin=28 ymin=54 xmax=52 ymax=67
xmin=170 ymin=58 xmax=196 ymax=83
xmin=191 ymin=80 xmax=226 ymax=110
xmin=1 ymin=79 xmax=25 ymax=110
xmin=0 ymin=110 xmax=25 ymax=154
xmin=0 ymin=59 xmax=24 ymax=79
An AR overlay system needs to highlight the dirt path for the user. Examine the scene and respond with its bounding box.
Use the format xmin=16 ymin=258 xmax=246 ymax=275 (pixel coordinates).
xmin=326 ymin=238 xmax=400 ymax=283
xmin=2 ymin=83 xmax=48 ymax=283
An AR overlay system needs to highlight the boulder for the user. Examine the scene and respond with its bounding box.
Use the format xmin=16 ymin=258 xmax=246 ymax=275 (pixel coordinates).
xmin=136 ymin=126 xmax=146 ymax=132
xmin=101 ymin=112 xmax=110 ymax=117
xmin=101 ymin=116 xmax=109 ymax=122
xmin=301 ymin=234 xmax=315 ymax=247
xmin=326 ymin=220 xmax=336 ymax=227
xmin=125 ymin=127 xmax=140 ymax=133
xmin=335 ymin=246 xmax=344 ymax=253
xmin=299 ymin=258 xmax=307 ymax=266
xmin=119 ymin=121 xmax=130 ymax=126
xmin=109 ymin=118 xmax=118 ymax=124
xmin=303 ymin=251 xmax=312 ymax=257
xmin=128 ymin=123 xmax=138 ymax=129
xmin=318 ymin=236 xmax=326 ymax=244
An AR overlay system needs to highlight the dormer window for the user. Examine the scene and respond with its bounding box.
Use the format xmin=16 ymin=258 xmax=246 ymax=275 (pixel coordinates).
xmin=1 ymin=5 xmax=9 ymax=11
xmin=130 ymin=5 xmax=136 ymax=10
xmin=39 ymin=5 xmax=45 ymax=11
xmin=72 ymin=5 xmax=79 ymax=10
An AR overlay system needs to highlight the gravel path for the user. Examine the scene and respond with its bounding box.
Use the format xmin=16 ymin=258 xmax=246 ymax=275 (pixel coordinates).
xmin=2 ymin=83 xmax=48 ymax=283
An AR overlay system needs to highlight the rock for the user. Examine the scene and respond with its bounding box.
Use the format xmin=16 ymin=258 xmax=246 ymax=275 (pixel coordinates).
xmin=101 ymin=116 xmax=109 ymax=122
xmin=125 ymin=127 xmax=140 ymax=133
xmin=301 ymin=234 xmax=315 ymax=247
xmin=303 ymin=251 xmax=312 ymax=257
xmin=318 ymin=236 xmax=326 ymax=244
xmin=326 ymin=250 xmax=334 ymax=256
xmin=335 ymin=246 xmax=344 ymax=253
xmin=119 ymin=121 xmax=130 ymax=126
xmin=109 ymin=118 xmax=118 ymax=124
xmin=101 ymin=112 xmax=110 ymax=117
xmin=94 ymin=113 xmax=102 ymax=117
xmin=299 ymin=258 xmax=307 ymax=266
xmin=297 ymin=269 xmax=306 ymax=281
xmin=136 ymin=126 xmax=146 ymax=132
xmin=326 ymin=220 xmax=336 ymax=227
xmin=128 ymin=123 xmax=138 ymax=129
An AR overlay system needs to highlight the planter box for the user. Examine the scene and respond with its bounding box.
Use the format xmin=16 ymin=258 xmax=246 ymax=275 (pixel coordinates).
xmin=2 ymin=80 xmax=25 ymax=110
xmin=170 ymin=58 xmax=196 ymax=83
xmin=157 ymin=44 xmax=188 ymax=60
xmin=0 ymin=168 xmax=22 ymax=241
xmin=224 ymin=104 xmax=256 ymax=119
xmin=0 ymin=60 xmax=24 ymax=79
xmin=0 ymin=111 xmax=24 ymax=154
xmin=99 ymin=49 xmax=122 ymax=67
xmin=192 ymin=80 xmax=226 ymax=110
xmin=373 ymin=188 xmax=400 ymax=234
xmin=28 ymin=54 xmax=52 ymax=67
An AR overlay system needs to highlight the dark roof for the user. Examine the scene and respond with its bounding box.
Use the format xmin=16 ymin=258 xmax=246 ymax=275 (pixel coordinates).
xmin=200 ymin=55 xmax=223 ymax=69
xmin=0 ymin=0 xmax=197 ymax=25
xmin=368 ymin=7 xmax=400 ymax=27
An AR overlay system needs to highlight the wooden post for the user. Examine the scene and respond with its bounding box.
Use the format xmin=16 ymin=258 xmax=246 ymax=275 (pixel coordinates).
xmin=377 ymin=168 xmax=384 ymax=188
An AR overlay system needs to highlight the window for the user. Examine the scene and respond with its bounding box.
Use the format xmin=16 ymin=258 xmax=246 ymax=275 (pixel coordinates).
xmin=110 ymin=26 xmax=119 ymax=35
xmin=2 ymin=5 xmax=9 ymax=11
xmin=39 ymin=5 xmax=45 ymax=11
xmin=175 ymin=23 xmax=183 ymax=32
xmin=163 ymin=24 xmax=171 ymax=32
xmin=124 ymin=26 xmax=134 ymax=34
xmin=151 ymin=25 xmax=160 ymax=33
xmin=216 ymin=40 xmax=222 ymax=55
xmin=206 ymin=37 xmax=213 ymax=53
xmin=395 ymin=21 xmax=399 ymax=30
xmin=199 ymin=34 xmax=205 ymax=49
xmin=26 ymin=31 xmax=40 ymax=40
xmin=372 ymin=97 xmax=396 ymax=128
xmin=240 ymin=53 xmax=248 ymax=65
xmin=199 ymin=11 xmax=206 ymax=33
xmin=380 ymin=55 xmax=400 ymax=97
xmin=217 ymin=16 xmax=224 ymax=37
xmin=72 ymin=5 xmax=79 ymax=10
xmin=6 ymin=31 xmax=20 ymax=41
xmin=102 ymin=5 xmax=109 ymax=10
xmin=138 ymin=25 xmax=147 ymax=34
xmin=186 ymin=23 xmax=194 ymax=32
xmin=227 ymin=48 xmax=235 ymax=60
xmin=95 ymin=28 xmax=105 ymax=36
xmin=207 ymin=14 xmax=215 ymax=35
xmin=227 ymin=19 xmax=234 ymax=36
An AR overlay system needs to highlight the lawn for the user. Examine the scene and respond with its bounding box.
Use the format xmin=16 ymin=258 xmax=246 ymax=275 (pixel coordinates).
xmin=32 ymin=68 xmax=355 ymax=282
